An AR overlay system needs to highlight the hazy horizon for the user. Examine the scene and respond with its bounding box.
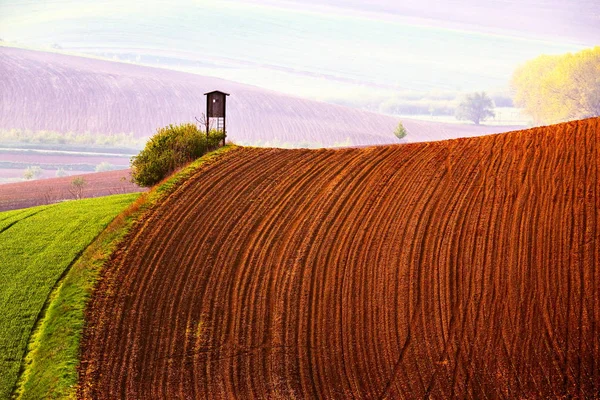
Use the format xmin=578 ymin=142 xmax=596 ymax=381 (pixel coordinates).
xmin=1 ymin=0 xmax=597 ymax=111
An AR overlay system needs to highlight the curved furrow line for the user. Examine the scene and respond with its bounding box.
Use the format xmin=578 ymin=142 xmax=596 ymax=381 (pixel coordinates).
xmin=527 ymin=132 xmax=565 ymax=394
xmin=84 ymin=148 xmax=255 ymax=397
xmin=308 ymin=146 xmax=404 ymax=397
xmin=372 ymin=143 xmax=462 ymax=398
xmin=192 ymin=151 xmax=332 ymax=396
xmin=178 ymin=149 xmax=328 ymax=392
xmin=252 ymin=149 xmax=373 ymax=398
xmin=379 ymin=140 xmax=482 ymax=398
xmin=330 ymin=146 xmax=416 ymax=397
xmin=341 ymin=145 xmax=437 ymax=398
xmin=79 ymin=118 xmax=600 ymax=399
xmin=368 ymin=144 xmax=445 ymax=398
xmin=229 ymin=150 xmax=368 ymax=398
xmin=192 ymin=149 xmax=336 ymax=398
xmin=436 ymin=143 xmax=490 ymax=397
xmin=432 ymin=138 xmax=497 ymax=398
xmin=460 ymin=136 xmax=514 ymax=395
xmin=146 ymin=149 xmax=299 ymax=397
xmin=364 ymin=143 xmax=453 ymax=399
xmin=301 ymin=147 xmax=408 ymax=397
xmin=419 ymin=143 xmax=487 ymax=396
xmin=421 ymin=139 xmax=493 ymax=398
xmin=108 ymin=148 xmax=270 ymax=397
xmin=368 ymin=145 xmax=442 ymax=396
xmin=277 ymin=148 xmax=382 ymax=397
xmin=139 ymin=148 xmax=300 ymax=397
xmin=348 ymin=143 xmax=448 ymax=398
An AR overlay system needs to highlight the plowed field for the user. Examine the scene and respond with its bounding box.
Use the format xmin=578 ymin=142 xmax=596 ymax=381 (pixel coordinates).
xmin=0 ymin=170 xmax=143 ymax=212
xmin=80 ymin=118 xmax=600 ymax=398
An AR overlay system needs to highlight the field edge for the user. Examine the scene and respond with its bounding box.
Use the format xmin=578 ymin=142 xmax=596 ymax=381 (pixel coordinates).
xmin=13 ymin=145 xmax=239 ymax=399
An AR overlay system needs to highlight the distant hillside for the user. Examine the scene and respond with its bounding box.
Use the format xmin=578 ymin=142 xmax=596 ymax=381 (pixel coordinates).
xmin=0 ymin=169 xmax=143 ymax=211
xmin=0 ymin=46 xmax=520 ymax=148
xmin=0 ymin=46 xmax=401 ymax=147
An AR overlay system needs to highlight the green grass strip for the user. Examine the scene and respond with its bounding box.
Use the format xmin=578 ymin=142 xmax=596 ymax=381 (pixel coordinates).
xmin=14 ymin=145 xmax=238 ymax=399
xmin=0 ymin=194 xmax=138 ymax=400
xmin=0 ymin=207 xmax=50 ymax=232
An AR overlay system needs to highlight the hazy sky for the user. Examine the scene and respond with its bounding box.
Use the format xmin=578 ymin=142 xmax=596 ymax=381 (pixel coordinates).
xmin=1 ymin=0 xmax=597 ymax=102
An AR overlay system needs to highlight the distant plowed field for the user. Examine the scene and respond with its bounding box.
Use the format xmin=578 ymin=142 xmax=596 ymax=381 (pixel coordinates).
xmin=80 ymin=118 xmax=600 ymax=398
xmin=0 ymin=170 xmax=143 ymax=211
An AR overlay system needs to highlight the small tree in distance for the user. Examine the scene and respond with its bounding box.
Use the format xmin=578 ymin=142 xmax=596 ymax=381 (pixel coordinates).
xmin=23 ymin=166 xmax=43 ymax=180
xmin=455 ymin=92 xmax=495 ymax=125
xmin=55 ymin=167 xmax=68 ymax=177
xmin=394 ymin=122 xmax=407 ymax=140
xmin=69 ymin=177 xmax=87 ymax=200
xmin=95 ymin=162 xmax=114 ymax=172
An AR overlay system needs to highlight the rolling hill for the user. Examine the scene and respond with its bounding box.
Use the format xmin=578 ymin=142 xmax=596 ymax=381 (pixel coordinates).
xmin=0 ymin=46 xmax=518 ymax=148
xmin=1 ymin=46 xmax=400 ymax=147
xmin=79 ymin=118 xmax=599 ymax=398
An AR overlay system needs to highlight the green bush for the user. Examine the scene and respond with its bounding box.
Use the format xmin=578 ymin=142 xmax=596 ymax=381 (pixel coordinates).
xmin=131 ymin=123 xmax=224 ymax=187
xmin=394 ymin=122 xmax=408 ymax=140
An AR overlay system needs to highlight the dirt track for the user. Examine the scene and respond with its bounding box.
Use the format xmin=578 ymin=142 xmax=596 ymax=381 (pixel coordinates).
xmin=79 ymin=118 xmax=600 ymax=398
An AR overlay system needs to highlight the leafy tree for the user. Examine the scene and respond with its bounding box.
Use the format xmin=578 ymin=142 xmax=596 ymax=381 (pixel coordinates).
xmin=394 ymin=122 xmax=408 ymax=139
xmin=512 ymin=46 xmax=600 ymax=124
xmin=131 ymin=123 xmax=225 ymax=187
xmin=23 ymin=166 xmax=43 ymax=180
xmin=455 ymin=92 xmax=495 ymax=125
xmin=69 ymin=177 xmax=87 ymax=199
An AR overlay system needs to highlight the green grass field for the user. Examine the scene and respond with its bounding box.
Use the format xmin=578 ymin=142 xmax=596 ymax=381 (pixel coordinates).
xmin=0 ymin=194 xmax=138 ymax=399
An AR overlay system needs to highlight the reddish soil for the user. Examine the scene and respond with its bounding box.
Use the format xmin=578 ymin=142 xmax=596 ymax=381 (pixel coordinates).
xmin=0 ymin=170 xmax=144 ymax=211
xmin=79 ymin=118 xmax=600 ymax=398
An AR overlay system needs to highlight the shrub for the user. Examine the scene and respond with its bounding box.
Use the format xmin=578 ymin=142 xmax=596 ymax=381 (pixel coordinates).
xmin=95 ymin=162 xmax=115 ymax=172
xmin=131 ymin=123 xmax=224 ymax=187
xmin=55 ymin=168 xmax=68 ymax=177
xmin=394 ymin=122 xmax=408 ymax=140
xmin=23 ymin=166 xmax=43 ymax=180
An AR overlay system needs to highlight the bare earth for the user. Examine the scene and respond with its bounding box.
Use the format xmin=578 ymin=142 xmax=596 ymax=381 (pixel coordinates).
xmin=80 ymin=118 xmax=599 ymax=398
xmin=0 ymin=170 xmax=144 ymax=212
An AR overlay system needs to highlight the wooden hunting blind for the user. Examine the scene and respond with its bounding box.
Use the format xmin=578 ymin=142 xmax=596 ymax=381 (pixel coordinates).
xmin=204 ymin=90 xmax=229 ymax=146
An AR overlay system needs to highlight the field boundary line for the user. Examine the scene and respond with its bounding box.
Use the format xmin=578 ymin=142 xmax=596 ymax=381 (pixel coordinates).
xmin=14 ymin=146 xmax=238 ymax=399
xmin=12 ymin=233 xmax=97 ymax=398
xmin=0 ymin=207 xmax=49 ymax=236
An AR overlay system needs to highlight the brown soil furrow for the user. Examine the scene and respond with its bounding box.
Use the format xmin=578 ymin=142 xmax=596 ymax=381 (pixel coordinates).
xmin=192 ymin=149 xmax=331 ymax=398
xmin=304 ymin=147 xmax=400 ymax=397
xmin=80 ymin=118 xmax=600 ymax=399
xmin=143 ymin=149 xmax=292 ymax=397
xmin=134 ymin=148 xmax=296 ymax=398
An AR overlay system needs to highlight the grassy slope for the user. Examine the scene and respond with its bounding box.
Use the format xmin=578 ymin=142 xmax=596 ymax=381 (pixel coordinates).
xmin=0 ymin=194 xmax=138 ymax=399
xmin=14 ymin=145 xmax=237 ymax=399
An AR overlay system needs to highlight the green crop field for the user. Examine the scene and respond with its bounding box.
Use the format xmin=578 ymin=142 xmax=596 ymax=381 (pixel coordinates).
xmin=0 ymin=194 xmax=138 ymax=399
